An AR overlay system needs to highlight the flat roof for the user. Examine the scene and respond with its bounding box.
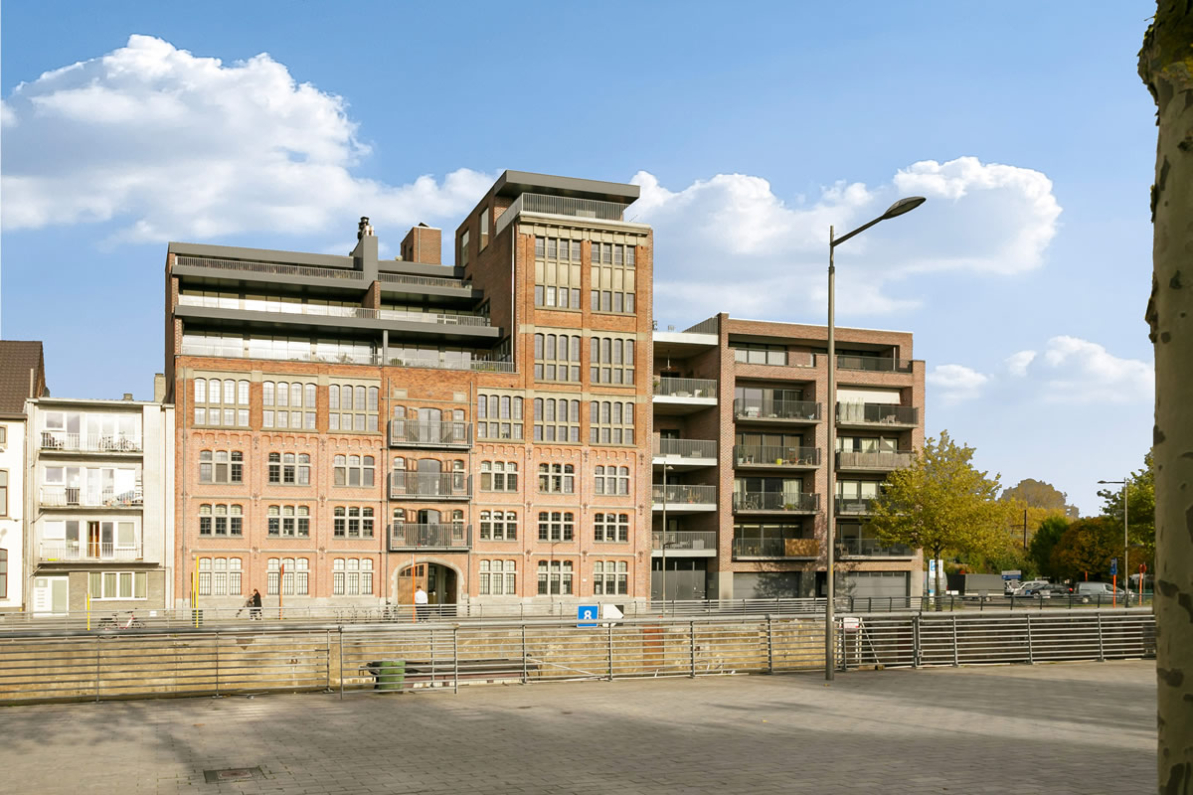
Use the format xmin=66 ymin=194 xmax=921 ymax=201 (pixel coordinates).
xmin=493 ymin=170 xmax=639 ymax=204
xmin=30 ymin=397 xmax=170 ymax=408
xmin=729 ymin=316 xmax=914 ymax=336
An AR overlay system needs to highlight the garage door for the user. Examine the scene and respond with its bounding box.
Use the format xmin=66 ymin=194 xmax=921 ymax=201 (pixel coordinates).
xmin=734 ymin=572 xmax=801 ymax=599
xmin=843 ymin=572 xmax=909 ymax=599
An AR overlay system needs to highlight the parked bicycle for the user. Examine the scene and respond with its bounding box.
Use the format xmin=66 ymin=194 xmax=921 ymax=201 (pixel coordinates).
xmin=96 ymin=611 xmax=144 ymax=632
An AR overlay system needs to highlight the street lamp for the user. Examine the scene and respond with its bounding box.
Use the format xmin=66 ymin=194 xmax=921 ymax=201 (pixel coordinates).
xmin=825 ymin=196 xmax=926 ymax=682
xmin=1098 ymin=478 xmax=1130 ymax=607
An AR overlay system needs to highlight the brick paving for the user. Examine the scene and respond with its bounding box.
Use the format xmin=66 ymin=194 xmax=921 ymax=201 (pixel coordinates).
xmin=0 ymin=661 xmax=1154 ymax=794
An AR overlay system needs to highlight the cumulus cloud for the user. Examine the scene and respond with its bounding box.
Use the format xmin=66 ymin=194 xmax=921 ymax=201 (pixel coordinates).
xmin=1036 ymin=336 xmax=1153 ymax=404
xmin=1005 ymin=350 xmax=1037 ymax=377
xmin=634 ymin=156 xmax=1061 ymax=324
xmin=1 ymin=35 xmax=492 ymax=243
xmin=927 ymin=364 xmax=991 ymax=404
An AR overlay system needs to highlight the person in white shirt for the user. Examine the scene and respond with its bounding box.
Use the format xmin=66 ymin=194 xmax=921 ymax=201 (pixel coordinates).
xmin=414 ymin=586 xmax=429 ymax=621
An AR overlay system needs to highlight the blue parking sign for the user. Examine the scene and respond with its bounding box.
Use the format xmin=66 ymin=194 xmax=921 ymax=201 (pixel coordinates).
xmin=1110 ymin=558 xmax=1118 ymax=576
xmin=577 ymin=605 xmax=599 ymax=628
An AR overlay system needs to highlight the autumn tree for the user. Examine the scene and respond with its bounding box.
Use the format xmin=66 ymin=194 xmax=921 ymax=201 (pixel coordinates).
xmin=1095 ymin=452 xmax=1156 ymax=581
xmin=1139 ymin=4 xmax=1193 ymax=790
xmin=1001 ymin=478 xmax=1080 ymax=518
xmin=1048 ymin=518 xmax=1118 ymax=582
xmin=869 ymin=432 xmax=1012 ymax=607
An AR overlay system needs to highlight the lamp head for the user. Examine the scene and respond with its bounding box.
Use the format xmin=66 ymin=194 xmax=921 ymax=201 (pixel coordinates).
xmin=882 ymin=196 xmax=926 ymax=220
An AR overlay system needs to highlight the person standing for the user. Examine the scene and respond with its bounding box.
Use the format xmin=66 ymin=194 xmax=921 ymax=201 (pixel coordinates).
xmin=414 ymin=586 xmax=429 ymax=621
xmin=250 ymin=588 xmax=262 ymax=620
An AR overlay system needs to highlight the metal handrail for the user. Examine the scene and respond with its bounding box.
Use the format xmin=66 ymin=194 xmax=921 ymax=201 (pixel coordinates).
xmin=39 ymin=487 xmax=144 ymax=508
xmin=651 ymin=484 xmax=716 ymax=504
xmin=734 ymin=445 xmax=819 ymax=466
xmin=40 ymin=432 xmax=142 ymax=453
xmin=653 ymin=377 xmax=718 ymax=398
xmin=389 ymin=420 xmax=472 ymax=447
xmin=836 ymin=403 xmax=919 ymax=426
xmin=180 ymin=342 xmax=380 ymax=365
xmin=39 ymin=542 xmax=142 ymax=562
xmin=495 ymin=192 xmax=628 ymax=236
xmin=836 ymin=496 xmax=878 ymax=514
xmin=378 ymin=272 xmax=468 ymax=289
xmin=835 ymin=355 xmax=913 ymax=373
xmin=388 ymin=472 xmax=471 ymax=499
xmin=652 ymin=531 xmax=717 ymax=551
xmin=388 ymin=523 xmax=472 ymax=550
xmin=836 ymin=537 xmax=914 ymax=557
xmin=732 ymin=492 xmax=819 ymax=512
xmin=732 ymin=536 xmax=818 ymax=558
xmin=654 ymin=438 xmax=717 ymax=459
xmin=174 ymin=255 xmax=364 ymax=280
xmin=836 ymin=450 xmax=914 ymax=469
xmin=733 ymin=398 xmax=821 ymax=421
xmin=177 ymin=295 xmax=490 ymax=327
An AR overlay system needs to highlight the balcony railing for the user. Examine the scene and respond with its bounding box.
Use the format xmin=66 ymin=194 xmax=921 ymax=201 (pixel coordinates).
xmin=39 ymin=487 xmax=144 ymax=508
xmin=837 ymin=537 xmax=914 ymax=557
xmin=388 ymin=523 xmax=472 ymax=551
xmin=495 ymin=192 xmax=627 ymax=236
xmin=652 ymin=531 xmax=717 ymax=551
xmin=836 ymin=356 xmax=913 ymax=373
xmin=39 ymin=543 xmax=142 ymax=562
xmin=177 ymin=295 xmax=491 ymax=327
xmin=652 ymin=484 xmax=717 ymax=505
xmin=836 ymin=450 xmax=914 ymax=469
xmin=174 ymin=255 xmax=364 ymax=281
xmin=389 ymin=472 xmax=471 ymax=500
xmin=732 ymin=492 xmax=819 ymax=513
xmin=836 ymin=497 xmax=879 ymax=515
xmin=654 ymin=438 xmax=718 ymax=460
xmin=40 ymin=432 xmax=142 ymax=454
xmin=836 ymin=403 xmax=919 ymax=426
xmin=734 ymin=445 xmax=819 ymax=467
xmin=389 ymin=420 xmax=472 ymax=448
xmin=378 ymin=272 xmax=468 ymax=289
xmin=653 ymin=377 xmax=718 ymax=399
xmin=733 ymin=399 xmax=821 ymax=421
xmin=732 ymin=536 xmax=818 ymax=559
xmin=683 ymin=317 xmax=719 ymax=335
xmin=181 ymin=342 xmax=515 ymax=373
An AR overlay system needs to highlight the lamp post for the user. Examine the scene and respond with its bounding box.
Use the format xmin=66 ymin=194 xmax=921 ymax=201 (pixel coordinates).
xmin=825 ymin=196 xmax=926 ymax=681
xmin=1098 ymin=478 xmax=1130 ymax=607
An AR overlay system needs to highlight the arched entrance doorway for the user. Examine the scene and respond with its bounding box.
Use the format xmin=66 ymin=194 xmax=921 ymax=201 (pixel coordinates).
xmin=394 ymin=562 xmax=459 ymax=617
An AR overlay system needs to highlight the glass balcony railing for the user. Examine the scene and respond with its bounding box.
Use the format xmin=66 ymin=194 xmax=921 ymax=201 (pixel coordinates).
xmin=654 ymin=438 xmax=718 ymax=460
xmin=732 ymin=492 xmax=819 ymax=512
xmin=836 ymin=497 xmax=879 ymax=514
xmin=653 ymin=377 xmax=718 ymax=399
xmin=836 ymin=537 xmax=913 ymax=557
xmin=652 ymin=531 xmax=717 ymax=551
xmin=836 ymin=403 xmax=918 ymax=426
xmin=652 ymin=484 xmax=717 ymax=505
xmin=835 ymin=450 xmax=914 ymax=469
xmin=732 ymin=536 xmax=818 ymax=559
xmin=733 ymin=399 xmax=821 ymax=421
xmin=41 ymin=432 xmax=142 ymax=454
xmin=734 ymin=445 xmax=819 ymax=467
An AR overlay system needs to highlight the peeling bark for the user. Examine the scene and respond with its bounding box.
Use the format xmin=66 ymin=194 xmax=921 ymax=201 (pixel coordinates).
xmin=1140 ymin=3 xmax=1193 ymax=791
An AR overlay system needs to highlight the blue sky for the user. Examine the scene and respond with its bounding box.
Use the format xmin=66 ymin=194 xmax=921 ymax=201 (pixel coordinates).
xmin=0 ymin=1 xmax=1156 ymax=513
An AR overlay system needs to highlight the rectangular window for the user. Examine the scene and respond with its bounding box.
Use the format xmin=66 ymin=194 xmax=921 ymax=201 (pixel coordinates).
xmin=480 ymin=208 xmax=489 ymax=250
xmin=733 ymin=343 xmax=788 ymax=366
xmin=537 ymin=511 xmax=575 ymax=542
xmin=590 ymin=242 xmax=636 ymax=315
xmin=533 ymin=332 xmax=581 ymax=383
xmin=532 ymin=397 xmax=581 ymax=443
xmin=329 ymin=383 xmax=379 ymax=433
xmin=192 ymin=377 xmax=250 ymax=428
xmin=593 ymin=560 xmax=629 ymax=596
xmin=536 ymin=560 xmax=574 ymax=595
xmin=0 ymin=470 xmax=7 ymax=517
xmin=534 ymin=236 xmax=582 ymax=310
xmin=88 ymin=570 xmax=147 ymax=600
xmin=589 ymin=337 xmax=635 ymax=385
xmin=477 ymin=394 xmax=523 ymax=440
xmin=593 ymin=466 xmax=631 ymax=496
xmin=461 ymin=230 xmax=470 ymax=268
xmin=479 ymin=511 xmax=518 ymax=541
xmin=0 ymin=549 xmax=6 ymax=599
xmin=594 ymin=513 xmax=630 ymax=543
xmin=537 ymin=464 xmax=576 ymax=494
xmin=589 ymin=400 xmax=635 ymax=445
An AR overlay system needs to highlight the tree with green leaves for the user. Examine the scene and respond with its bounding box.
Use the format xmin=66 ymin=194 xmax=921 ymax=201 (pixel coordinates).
xmin=1095 ymin=452 xmax=1155 ymax=582
xmin=1001 ymin=478 xmax=1080 ymax=518
xmin=869 ymin=431 xmax=1012 ymax=607
xmin=1028 ymin=515 xmax=1070 ymax=579
xmin=1049 ymin=518 xmax=1118 ymax=582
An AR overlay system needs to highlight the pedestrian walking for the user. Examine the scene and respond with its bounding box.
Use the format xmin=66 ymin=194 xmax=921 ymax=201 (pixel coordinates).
xmin=251 ymin=588 xmax=263 ymax=620
xmin=414 ymin=586 xmax=429 ymax=621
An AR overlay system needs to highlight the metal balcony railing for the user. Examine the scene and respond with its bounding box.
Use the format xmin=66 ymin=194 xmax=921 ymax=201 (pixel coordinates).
xmin=653 ymin=377 xmax=718 ymax=399
xmin=39 ymin=542 xmax=142 ymax=562
xmin=378 ymin=272 xmax=468 ymax=289
xmin=836 ymin=497 xmax=879 ymax=515
xmin=495 ymin=192 xmax=627 ymax=236
xmin=385 ymin=353 xmax=515 ymax=373
xmin=652 ymin=531 xmax=717 ymax=551
xmin=181 ymin=342 xmax=381 ymax=365
xmin=388 ymin=472 xmax=471 ymax=500
xmin=836 ymin=450 xmax=914 ymax=469
xmin=389 ymin=420 xmax=472 ymax=447
xmin=39 ymin=487 xmax=144 ymax=508
xmin=836 ymin=403 xmax=919 ymax=426
xmin=177 ymin=295 xmax=490 ymax=327
xmin=733 ymin=399 xmax=821 ymax=421
xmin=683 ymin=317 xmax=719 ymax=335
xmin=652 ymin=484 xmax=717 ymax=505
xmin=734 ymin=445 xmax=819 ymax=467
xmin=835 ymin=356 xmax=913 ymax=373
xmin=388 ymin=523 xmax=472 ymax=551
xmin=40 ymin=432 xmax=142 ymax=454
xmin=732 ymin=536 xmax=818 ymax=559
xmin=174 ymin=255 xmax=364 ymax=281
xmin=836 ymin=537 xmax=914 ymax=557
xmin=732 ymin=492 xmax=819 ymax=512
xmin=654 ymin=438 xmax=717 ymax=460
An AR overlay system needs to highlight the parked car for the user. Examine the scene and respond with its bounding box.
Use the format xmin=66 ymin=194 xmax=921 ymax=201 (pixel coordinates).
xmin=1035 ymin=583 xmax=1072 ymax=599
xmin=1012 ymin=580 xmax=1051 ymax=597
xmin=1073 ymin=582 xmax=1126 ymax=604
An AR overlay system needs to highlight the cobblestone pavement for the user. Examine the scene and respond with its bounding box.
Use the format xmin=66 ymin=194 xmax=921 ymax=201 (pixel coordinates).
xmin=1 ymin=661 xmax=1154 ymax=795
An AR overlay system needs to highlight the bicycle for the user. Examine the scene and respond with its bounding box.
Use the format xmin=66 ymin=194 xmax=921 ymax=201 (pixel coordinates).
xmin=97 ymin=611 xmax=144 ymax=632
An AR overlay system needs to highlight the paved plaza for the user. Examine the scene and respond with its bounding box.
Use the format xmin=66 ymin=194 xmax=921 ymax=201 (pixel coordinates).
xmin=0 ymin=661 xmax=1154 ymax=794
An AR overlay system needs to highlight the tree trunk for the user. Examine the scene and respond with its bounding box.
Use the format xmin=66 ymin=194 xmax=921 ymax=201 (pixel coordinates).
xmin=935 ymin=548 xmax=945 ymax=612
xmin=1139 ymin=5 xmax=1193 ymax=792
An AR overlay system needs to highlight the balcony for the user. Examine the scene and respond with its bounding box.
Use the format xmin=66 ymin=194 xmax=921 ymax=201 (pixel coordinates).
xmin=389 ymin=472 xmax=471 ymax=501
xmin=732 ymin=492 xmax=819 ymax=514
xmin=652 ymin=377 xmax=718 ymax=415
xmin=379 ymin=273 xmax=467 ymax=290
xmin=652 ymin=484 xmax=717 ymax=513
xmin=734 ymin=445 xmax=819 ymax=469
xmin=653 ymin=438 xmax=718 ymax=470
xmin=733 ymin=399 xmax=821 ymax=424
xmin=389 ymin=420 xmax=472 ymax=449
xmin=176 ymin=294 xmax=492 ymax=329
xmin=732 ymin=536 xmax=819 ymax=560
xmin=836 ymin=497 xmax=879 ymax=515
xmin=836 ymin=450 xmax=914 ymax=471
xmin=40 ymin=432 xmax=142 ymax=455
xmin=39 ymin=487 xmax=144 ymax=509
xmin=495 ymin=192 xmax=628 ymax=236
xmin=174 ymin=254 xmax=364 ymax=284
xmin=836 ymin=536 xmax=914 ymax=558
xmin=836 ymin=403 xmax=918 ymax=428
xmin=388 ymin=523 xmax=472 ymax=552
xmin=39 ymin=542 xmax=143 ymax=563
xmin=652 ymin=531 xmax=717 ymax=557
xmin=836 ymin=356 xmax=913 ymax=374
xmin=180 ymin=341 xmax=515 ymax=373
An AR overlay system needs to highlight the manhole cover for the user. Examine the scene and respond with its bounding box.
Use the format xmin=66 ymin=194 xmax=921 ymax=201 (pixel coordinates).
xmin=203 ymin=767 xmax=263 ymax=783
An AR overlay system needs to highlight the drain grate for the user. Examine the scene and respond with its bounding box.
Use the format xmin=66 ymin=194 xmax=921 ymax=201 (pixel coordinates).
xmin=203 ymin=767 xmax=264 ymax=783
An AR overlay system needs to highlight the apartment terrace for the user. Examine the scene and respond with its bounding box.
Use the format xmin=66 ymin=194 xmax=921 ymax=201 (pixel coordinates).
xmin=495 ymin=193 xmax=632 ymax=236
xmin=652 ymin=438 xmax=718 ymax=470
xmin=40 ymin=487 xmax=144 ymax=509
xmin=835 ymin=403 xmax=918 ymax=429
xmin=652 ymin=530 xmax=717 ymax=557
xmin=836 ymin=450 xmax=915 ymax=471
xmin=40 ymin=432 xmax=142 ymax=455
xmin=178 ymin=341 xmax=515 ymax=373
xmin=732 ymin=492 xmax=819 ymax=514
xmin=389 ymin=420 xmax=473 ymax=449
xmin=39 ymin=543 xmax=144 ymax=563
xmin=732 ymin=535 xmax=818 ymax=561
xmin=651 ymin=484 xmax=717 ymax=513
xmin=733 ymin=398 xmax=821 ymax=424
xmin=388 ymin=523 xmax=472 ymax=552
xmin=652 ymin=377 xmax=718 ymax=415
xmin=388 ymin=473 xmax=472 ymax=501
xmin=734 ymin=445 xmax=820 ymax=469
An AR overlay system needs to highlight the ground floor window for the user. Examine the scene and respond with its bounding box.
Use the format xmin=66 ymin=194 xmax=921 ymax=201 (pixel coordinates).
xmin=198 ymin=557 xmax=243 ymax=597
xmin=537 ymin=560 xmax=573 ymax=595
xmin=88 ymin=570 xmax=147 ymax=600
xmin=479 ymin=560 xmax=517 ymax=595
xmin=333 ymin=558 xmax=373 ymax=596
xmin=267 ymin=557 xmax=309 ymax=596
xmin=593 ymin=560 xmax=628 ymax=595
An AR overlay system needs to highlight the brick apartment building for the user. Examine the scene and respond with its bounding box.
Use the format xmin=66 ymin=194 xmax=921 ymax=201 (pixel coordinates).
xmin=166 ymin=172 xmax=653 ymax=610
xmin=651 ymin=316 xmax=925 ymax=601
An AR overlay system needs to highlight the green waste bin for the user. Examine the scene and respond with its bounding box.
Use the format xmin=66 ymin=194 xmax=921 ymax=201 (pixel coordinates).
xmin=377 ymin=659 xmax=405 ymax=691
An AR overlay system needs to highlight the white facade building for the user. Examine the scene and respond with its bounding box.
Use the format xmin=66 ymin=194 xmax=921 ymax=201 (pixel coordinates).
xmin=0 ymin=418 xmax=26 ymax=611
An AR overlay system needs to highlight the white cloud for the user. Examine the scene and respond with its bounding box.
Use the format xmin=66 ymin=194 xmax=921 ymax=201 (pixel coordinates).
xmin=634 ymin=157 xmax=1062 ymax=324
xmin=1036 ymin=336 xmax=1153 ymax=404
xmin=1005 ymin=350 xmax=1037 ymax=377
xmin=1 ymin=35 xmax=493 ymax=243
xmin=927 ymin=364 xmax=991 ymax=404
